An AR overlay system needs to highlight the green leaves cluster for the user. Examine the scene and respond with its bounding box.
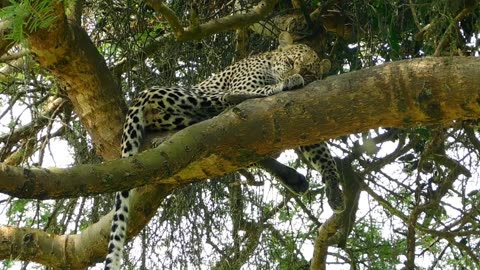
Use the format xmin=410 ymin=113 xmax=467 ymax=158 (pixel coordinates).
xmin=0 ymin=0 xmax=57 ymax=42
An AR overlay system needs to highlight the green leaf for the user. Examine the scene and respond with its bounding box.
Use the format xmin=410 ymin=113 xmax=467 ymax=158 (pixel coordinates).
xmin=0 ymin=0 xmax=57 ymax=42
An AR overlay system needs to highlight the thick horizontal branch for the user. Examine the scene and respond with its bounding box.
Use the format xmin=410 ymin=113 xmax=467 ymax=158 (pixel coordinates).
xmin=0 ymin=56 xmax=479 ymax=199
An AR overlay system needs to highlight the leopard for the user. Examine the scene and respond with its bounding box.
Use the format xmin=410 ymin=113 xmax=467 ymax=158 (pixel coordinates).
xmin=104 ymin=32 xmax=345 ymax=270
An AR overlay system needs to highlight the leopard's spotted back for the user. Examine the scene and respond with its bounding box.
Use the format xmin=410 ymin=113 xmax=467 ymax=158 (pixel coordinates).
xmin=118 ymin=43 xmax=322 ymax=158
xmin=104 ymin=36 xmax=343 ymax=270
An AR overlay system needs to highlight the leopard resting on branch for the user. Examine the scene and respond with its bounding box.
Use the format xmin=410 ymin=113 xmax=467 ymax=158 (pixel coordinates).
xmin=104 ymin=32 xmax=345 ymax=270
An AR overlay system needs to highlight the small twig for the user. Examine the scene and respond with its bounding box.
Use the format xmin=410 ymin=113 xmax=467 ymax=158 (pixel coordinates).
xmin=407 ymin=0 xmax=422 ymax=30
xmin=0 ymin=51 xmax=26 ymax=62
xmin=146 ymin=0 xmax=184 ymax=36
xmin=428 ymin=242 xmax=449 ymax=270
xmin=434 ymin=7 xmax=476 ymax=56
xmin=298 ymin=0 xmax=315 ymax=32
xmin=293 ymin=196 xmax=322 ymax=227
xmin=464 ymin=126 xmax=480 ymax=156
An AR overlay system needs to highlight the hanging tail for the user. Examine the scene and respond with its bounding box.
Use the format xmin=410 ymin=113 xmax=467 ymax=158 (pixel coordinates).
xmin=104 ymin=102 xmax=145 ymax=270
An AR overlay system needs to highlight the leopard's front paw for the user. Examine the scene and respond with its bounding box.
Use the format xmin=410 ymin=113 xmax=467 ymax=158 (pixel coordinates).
xmin=283 ymin=74 xmax=305 ymax=91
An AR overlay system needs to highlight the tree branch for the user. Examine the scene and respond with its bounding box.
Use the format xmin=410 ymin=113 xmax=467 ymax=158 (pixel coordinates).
xmin=146 ymin=0 xmax=184 ymax=35
xmin=147 ymin=0 xmax=279 ymax=41
xmin=0 ymin=57 xmax=479 ymax=200
xmin=0 ymin=97 xmax=66 ymax=145
xmin=434 ymin=4 xmax=478 ymax=56
xmin=0 ymin=184 xmax=176 ymax=269
xmin=310 ymin=158 xmax=361 ymax=269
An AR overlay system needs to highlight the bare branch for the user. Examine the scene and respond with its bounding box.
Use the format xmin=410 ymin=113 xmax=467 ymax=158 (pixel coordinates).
xmin=146 ymin=0 xmax=184 ymax=35
xmin=0 ymin=58 xmax=24 ymax=82
xmin=0 ymin=51 xmax=26 ymax=62
xmin=0 ymin=97 xmax=66 ymax=145
xmin=310 ymin=158 xmax=361 ymax=269
xmin=0 ymin=184 xmax=176 ymax=269
xmin=434 ymin=5 xmax=478 ymax=56
xmin=147 ymin=0 xmax=279 ymax=41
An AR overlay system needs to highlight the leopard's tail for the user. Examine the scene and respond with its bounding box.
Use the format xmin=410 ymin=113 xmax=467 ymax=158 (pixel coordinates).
xmin=104 ymin=102 xmax=146 ymax=270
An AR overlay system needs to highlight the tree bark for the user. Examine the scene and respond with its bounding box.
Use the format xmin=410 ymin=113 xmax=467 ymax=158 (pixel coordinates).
xmin=26 ymin=3 xmax=126 ymax=160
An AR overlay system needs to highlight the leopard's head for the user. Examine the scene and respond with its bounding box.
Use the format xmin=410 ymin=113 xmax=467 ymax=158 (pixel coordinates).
xmin=278 ymin=32 xmax=331 ymax=83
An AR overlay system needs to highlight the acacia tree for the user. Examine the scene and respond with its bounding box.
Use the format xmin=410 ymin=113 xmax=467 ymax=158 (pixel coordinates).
xmin=0 ymin=0 xmax=479 ymax=269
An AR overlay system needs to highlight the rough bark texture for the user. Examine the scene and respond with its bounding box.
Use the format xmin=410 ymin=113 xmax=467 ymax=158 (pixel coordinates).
xmin=27 ymin=4 xmax=126 ymax=160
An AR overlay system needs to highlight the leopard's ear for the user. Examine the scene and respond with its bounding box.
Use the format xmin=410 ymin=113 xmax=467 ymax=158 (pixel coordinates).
xmin=278 ymin=31 xmax=294 ymax=50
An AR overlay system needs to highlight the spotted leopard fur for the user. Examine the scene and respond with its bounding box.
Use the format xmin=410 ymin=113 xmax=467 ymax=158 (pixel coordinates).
xmin=104 ymin=33 xmax=344 ymax=270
